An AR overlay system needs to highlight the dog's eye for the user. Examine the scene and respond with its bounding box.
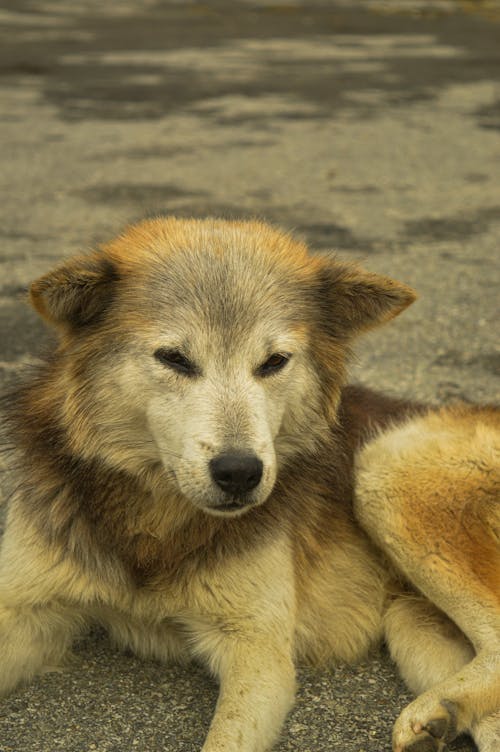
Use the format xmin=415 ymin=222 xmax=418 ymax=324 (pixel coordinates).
xmin=257 ymin=352 xmax=291 ymax=377
xmin=154 ymin=348 xmax=198 ymax=376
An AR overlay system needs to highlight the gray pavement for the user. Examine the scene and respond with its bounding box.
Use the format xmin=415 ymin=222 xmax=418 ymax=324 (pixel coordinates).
xmin=0 ymin=1 xmax=499 ymax=750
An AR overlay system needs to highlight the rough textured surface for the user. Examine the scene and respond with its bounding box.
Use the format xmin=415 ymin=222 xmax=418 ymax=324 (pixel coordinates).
xmin=0 ymin=1 xmax=498 ymax=751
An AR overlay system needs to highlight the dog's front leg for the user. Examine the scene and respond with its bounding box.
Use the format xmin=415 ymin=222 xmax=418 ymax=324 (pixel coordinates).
xmin=0 ymin=506 xmax=90 ymax=696
xmin=185 ymin=534 xmax=297 ymax=751
xmin=196 ymin=628 xmax=296 ymax=752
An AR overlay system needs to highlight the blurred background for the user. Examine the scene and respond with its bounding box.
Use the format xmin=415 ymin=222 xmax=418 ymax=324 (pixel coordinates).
xmin=0 ymin=1 xmax=499 ymax=750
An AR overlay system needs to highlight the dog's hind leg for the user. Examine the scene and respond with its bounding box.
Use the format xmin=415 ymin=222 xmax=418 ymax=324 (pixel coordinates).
xmin=383 ymin=595 xmax=475 ymax=697
xmin=354 ymin=408 xmax=500 ymax=752
xmin=385 ymin=597 xmax=500 ymax=751
xmin=472 ymin=710 xmax=500 ymax=752
xmin=384 ymin=595 xmax=500 ymax=750
xmin=0 ymin=508 xmax=89 ymax=696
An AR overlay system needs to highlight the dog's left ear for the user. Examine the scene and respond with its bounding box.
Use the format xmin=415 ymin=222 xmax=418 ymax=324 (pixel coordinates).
xmin=315 ymin=258 xmax=416 ymax=338
xmin=30 ymin=252 xmax=119 ymax=332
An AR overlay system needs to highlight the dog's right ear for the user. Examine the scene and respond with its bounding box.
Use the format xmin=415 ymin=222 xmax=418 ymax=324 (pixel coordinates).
xmin=30 ymin=253 xmax=119 ymax=331
xmin=314 ymin=258 xmax=417 ymax=339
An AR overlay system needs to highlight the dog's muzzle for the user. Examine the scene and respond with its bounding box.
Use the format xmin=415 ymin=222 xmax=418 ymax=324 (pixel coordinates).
xmin=209 ymin=451 xmax=263 ymax=507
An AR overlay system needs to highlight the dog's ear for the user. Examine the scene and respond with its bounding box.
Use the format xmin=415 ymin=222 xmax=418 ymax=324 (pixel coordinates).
xmin=315 ymin=258 xmax=416 ymax=338
xmin=30 ymin=253 xmax=119 ymax=331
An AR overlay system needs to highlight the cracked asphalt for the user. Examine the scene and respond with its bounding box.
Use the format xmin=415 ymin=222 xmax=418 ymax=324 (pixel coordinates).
xmin=0 ymin=2 xmax=498 ymax=751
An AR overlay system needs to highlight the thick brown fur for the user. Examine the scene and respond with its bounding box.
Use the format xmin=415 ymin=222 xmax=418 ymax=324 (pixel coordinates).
xmin=1 ymin=217 xmax=498 ymax=752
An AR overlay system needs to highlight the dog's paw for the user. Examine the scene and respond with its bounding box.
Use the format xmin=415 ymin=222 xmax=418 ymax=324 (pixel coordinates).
xmin=393 ymin=698 xmax=458 ymax=752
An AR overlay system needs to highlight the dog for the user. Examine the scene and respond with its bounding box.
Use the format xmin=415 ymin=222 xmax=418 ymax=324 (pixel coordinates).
xmin=1 ymin=217 xmax=498 ymax=752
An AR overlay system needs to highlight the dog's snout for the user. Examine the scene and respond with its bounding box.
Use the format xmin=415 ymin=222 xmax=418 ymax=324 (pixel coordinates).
xmin=210 ymin=452 xmax=263 ymax=495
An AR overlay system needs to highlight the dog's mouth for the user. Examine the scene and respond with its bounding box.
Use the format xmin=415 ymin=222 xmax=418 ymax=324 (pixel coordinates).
xmin=217 ymin=501 xmax=244 ymax=511
xmin=205 ymin=497 xmax=257 ymax=517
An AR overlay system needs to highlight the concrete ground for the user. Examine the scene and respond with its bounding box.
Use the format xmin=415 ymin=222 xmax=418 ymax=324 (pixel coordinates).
xmin=0 ymin=1 xmax=499 ymax=750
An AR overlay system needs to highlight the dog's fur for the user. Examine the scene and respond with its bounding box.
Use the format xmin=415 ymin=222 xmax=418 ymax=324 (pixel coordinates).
xmin=1 ymin=217 xmax=499 ymax=752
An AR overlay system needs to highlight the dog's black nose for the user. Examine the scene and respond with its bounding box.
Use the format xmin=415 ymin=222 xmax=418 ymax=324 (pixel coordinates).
xmin=210 ymin=452 xmax=263 ymax=495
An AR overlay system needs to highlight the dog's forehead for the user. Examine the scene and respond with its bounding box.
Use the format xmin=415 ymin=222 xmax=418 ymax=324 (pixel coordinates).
xmin=117 ymin=219 xmax=317 ymax=338
xmin=154 ymin=252 xmax=306 ymax=346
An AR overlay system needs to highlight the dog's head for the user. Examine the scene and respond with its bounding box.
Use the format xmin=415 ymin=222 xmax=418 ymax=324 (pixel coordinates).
xmin=30 ymin=217 xmax=415 ymax=516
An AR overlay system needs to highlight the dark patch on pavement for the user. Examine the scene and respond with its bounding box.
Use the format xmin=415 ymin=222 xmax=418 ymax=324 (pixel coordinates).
xmin=75 ymin=182 xmax=207 ymax=208
xmin=464 ymin=172 xmax=488 ymax=183
xmin=92 ymin=140 xmax=279 ymax=162
xmin=298 ymin=222 xmax=375 ymax=251
xmin=0 ymin=2 xmax=499 ymax=122
xmin=329 ymin=184 xmax=381 ymax=194
xmin=89 ymin=145 xmax=194 ymax=160
xmin=0 ymin=284 xmax=29 ymax=297
xmin=403 ymin=206 xmax=500 ymax=242
xmin=211 ymin=109 xmax=327 ymax=126
xmin=0 ymin=230 xmax=57 ymax=241
xmin=434 ymin=349 xmax=500 ymax=377
xmin=475 ymin=353 xmax=500 ymax=377
xmin=435 ymin=380 xmax=472 ymax=404
xmin=439 ymin=251 xmax=495 ymax=266
xmin=215 ymin=138 xmax=278 ymax=149
xmin=0 ymin=60 xmax=50 ymax=76
xmin=475 ymin=98 xmax=500 ymax=131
